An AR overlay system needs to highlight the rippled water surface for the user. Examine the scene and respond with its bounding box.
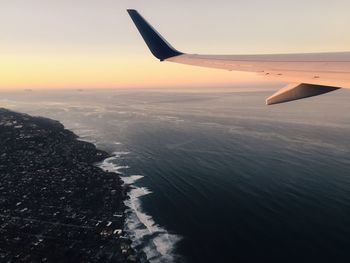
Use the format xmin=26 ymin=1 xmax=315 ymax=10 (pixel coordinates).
xmin=2 ymin=89 xmax=350 ymax=263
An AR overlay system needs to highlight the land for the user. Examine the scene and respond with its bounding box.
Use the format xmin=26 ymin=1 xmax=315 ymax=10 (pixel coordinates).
xmin=0 ymin=108 xmax=143 ymax=262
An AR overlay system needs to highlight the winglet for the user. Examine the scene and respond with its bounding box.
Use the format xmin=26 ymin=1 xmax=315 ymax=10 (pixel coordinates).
xmin=127 ymin=9 xmax=183 ymax=61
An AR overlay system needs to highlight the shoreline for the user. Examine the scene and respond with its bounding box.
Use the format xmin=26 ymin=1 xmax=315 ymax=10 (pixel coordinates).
xmin=99 ymin=153 xmax=182 ymax=263
xmin=0 ymin=108 xmax=146 ymax=262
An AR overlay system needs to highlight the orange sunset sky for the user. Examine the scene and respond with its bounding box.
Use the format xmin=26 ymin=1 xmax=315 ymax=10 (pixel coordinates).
xmin=1 ymin=0 xmax=349 ymax=90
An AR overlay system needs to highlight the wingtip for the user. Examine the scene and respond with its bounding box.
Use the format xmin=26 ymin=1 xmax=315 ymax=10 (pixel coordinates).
xmin=127 ymin=9 xmax=183 ymax=61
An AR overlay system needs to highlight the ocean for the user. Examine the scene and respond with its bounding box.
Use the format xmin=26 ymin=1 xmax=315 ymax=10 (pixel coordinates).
xmin=2 ymin=88 xmax=350 ymax=263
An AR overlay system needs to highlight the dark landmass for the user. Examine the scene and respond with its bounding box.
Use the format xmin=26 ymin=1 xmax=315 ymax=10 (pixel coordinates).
xmin=0 ymin=108 xmax=143 ymax=263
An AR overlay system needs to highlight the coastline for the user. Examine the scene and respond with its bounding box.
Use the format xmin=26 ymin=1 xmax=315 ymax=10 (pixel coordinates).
xmin=99 ymin=154 xmax=182 ymax=263
xmin=0 ymin=108 xmax=145 ymax=262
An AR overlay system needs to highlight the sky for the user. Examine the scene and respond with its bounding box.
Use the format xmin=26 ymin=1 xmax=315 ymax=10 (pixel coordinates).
xmin=0 ymin=0 xmax=349 ymax=90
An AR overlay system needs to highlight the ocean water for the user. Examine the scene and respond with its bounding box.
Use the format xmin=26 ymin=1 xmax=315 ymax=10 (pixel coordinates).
xmin=2 ymin=88 xmax=350 ymax=263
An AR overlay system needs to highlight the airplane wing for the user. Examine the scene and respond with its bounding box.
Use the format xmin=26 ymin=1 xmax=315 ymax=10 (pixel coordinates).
xmin=127 ymin=9 xmax=350 ymax=105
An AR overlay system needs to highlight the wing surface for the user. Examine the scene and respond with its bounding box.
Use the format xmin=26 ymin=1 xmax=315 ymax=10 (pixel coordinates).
xmin=127 ymin=9 xmax=350 ymax=104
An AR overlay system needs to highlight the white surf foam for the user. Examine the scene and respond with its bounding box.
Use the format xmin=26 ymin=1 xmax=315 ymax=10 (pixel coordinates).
xmin=99 ymin=153 xmax=182 ymax=263
xmin=99 ymin=154 xmax=130 ymax=174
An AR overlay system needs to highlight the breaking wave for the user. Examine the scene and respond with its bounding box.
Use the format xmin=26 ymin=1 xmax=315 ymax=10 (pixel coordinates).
xmin=99 ymin=152 xmax=182 ymax=263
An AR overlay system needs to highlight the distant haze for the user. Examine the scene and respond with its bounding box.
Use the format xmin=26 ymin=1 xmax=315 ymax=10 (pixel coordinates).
xmin=1 ymin=0 xmax=349 ymax=90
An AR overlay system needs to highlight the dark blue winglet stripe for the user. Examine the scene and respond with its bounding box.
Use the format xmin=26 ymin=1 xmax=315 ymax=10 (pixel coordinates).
xmin=127 ymin=9 xmax=183 ymax=61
